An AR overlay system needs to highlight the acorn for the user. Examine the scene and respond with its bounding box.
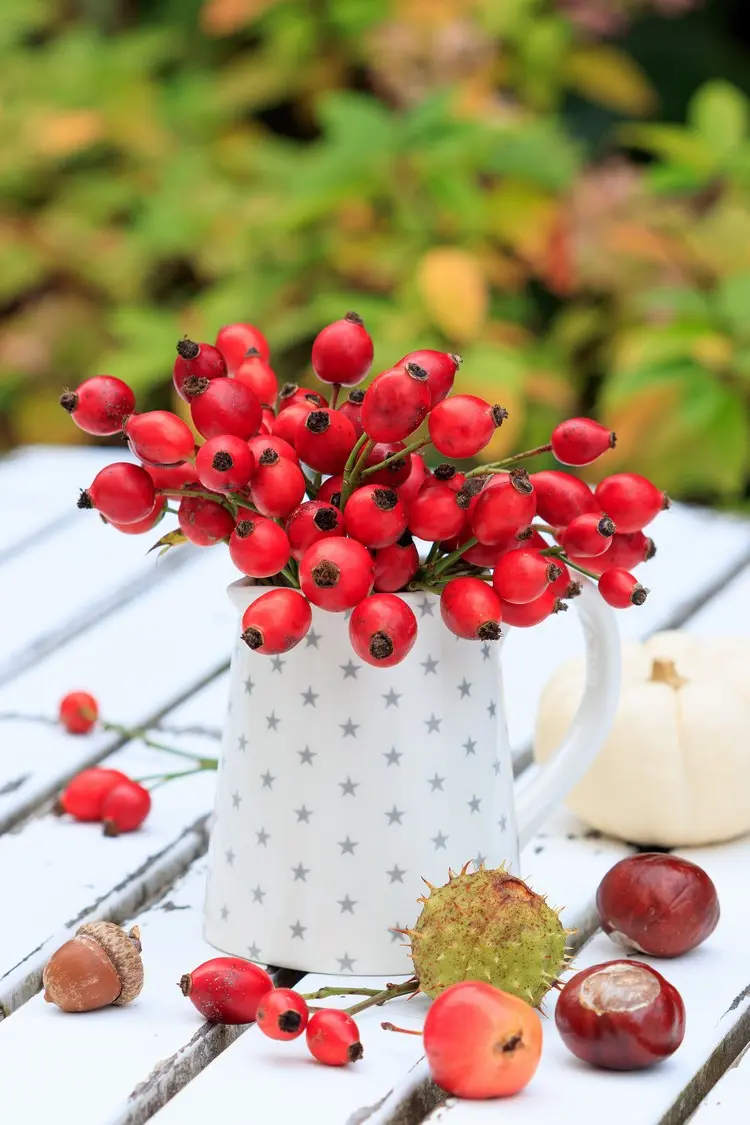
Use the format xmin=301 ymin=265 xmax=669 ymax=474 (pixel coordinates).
xmin=43 ymin=921 xmax=144 ymax=1013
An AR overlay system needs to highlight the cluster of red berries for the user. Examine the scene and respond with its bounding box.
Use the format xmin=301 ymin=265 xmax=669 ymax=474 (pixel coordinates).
xmin=62 ymin=313 xmax=667 ymax=665
xmin=56 ymin=691 xmax=151 ymax=835
xmin=181 ymin=957 xmax=363 ymax=1067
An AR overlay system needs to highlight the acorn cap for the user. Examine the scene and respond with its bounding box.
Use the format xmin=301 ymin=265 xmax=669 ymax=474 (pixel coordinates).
xmin=76 ymin=921 xmax=144 ymax=1005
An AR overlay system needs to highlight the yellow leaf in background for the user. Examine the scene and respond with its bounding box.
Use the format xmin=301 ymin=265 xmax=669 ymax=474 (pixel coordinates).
xmin=525 ymin=369 xmax=576 ymax=411
xmin=201 ymin=0 xmax=280 ymax=36
xmin=416 ymin=248 xmax=488 ymax=343
xmin=565 ymin=46 xmax=657 ymax=116
xmin=34 ymin=111 xmax=103 ymax=157
xmin=691 ymin=334 xmax=733 ymax=371
xmin=483 ymin=321 xmax=533 ymax=348
xmin=605 ymin=223 xmax=681 ymax=266
xmin=487 ymin=183 xmax=559 ymax=265
xmin=592 ymin=382 xmax=683 ymax=476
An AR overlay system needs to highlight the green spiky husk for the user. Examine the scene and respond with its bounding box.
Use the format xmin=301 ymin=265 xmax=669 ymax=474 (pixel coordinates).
xmin=409 ymin=865 xmax=567 ymax=1007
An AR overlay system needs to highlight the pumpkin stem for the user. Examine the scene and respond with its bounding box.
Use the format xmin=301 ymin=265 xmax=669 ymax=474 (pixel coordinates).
xmin=650 ymin=658 xmax=687 ymax=690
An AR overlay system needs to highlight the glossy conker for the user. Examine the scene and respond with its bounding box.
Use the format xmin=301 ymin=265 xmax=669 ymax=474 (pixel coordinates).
xmin=597 ymin=853 xmax=720 ymax=958
xmin=555 ymin=960 xmax=685 ymax=1071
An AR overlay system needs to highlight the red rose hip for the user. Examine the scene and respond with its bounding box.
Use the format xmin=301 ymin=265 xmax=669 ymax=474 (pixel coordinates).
xmin=299 ymin=538 xmax=374 ymax=612
xmin=596 ymin=473 xmax=669 ymax=533
xmin=493 ymin=548 xmax=562 ymax=605
xmin=59 ymin=691 xmax=99 ymax=735
xmin=196 ymin=435 xmax=255 ymax=492
xmin=241 ymin=589 xmax=312 ymax=655
xmin=596 ymin=853 xmax=720 ymax=958
xmin=249 ymin=449 xmax=306 ymax=518
xmin=215 ymin=322 xmax=270 ymax=371
xmin=530 ymin=470 xmax=598 ymax=526
xmin=598 ymin=567 xmax=649 ymax=608
xmin=344 ymin=485 xmax=408 ymax=549
xmin=124 ymin=411 xmax=195 ymax=467
xmin=398 ymin=349 xmax=460 ymax=406
xmin=285 ymin=501 xmax=344 ymax=561
xmin=349 ymin=593 xmax=418 ymax=667
xmin=440 ymin=577 xmax=503 ymax=642
xmin=338 ymin=389 xmax=365 ymax=438
xmin=306 ymin=1009 xmax=363 ymax=1066
xmin=180 ymin=957 xmax=273 ymax=1024
xmin=555 ymin=960 xmax=685 ymax=1070
xmin=294 ymin=409 xmax=357 ymax=475
xmin=78 ymin=463 xmax=156 ymax=525
xmin=311 ymin=312 xmax=374 ymax=387
xmin=373 ymin=533 xmax=419 ymax=592
xmin=470 ymin=469 xmax=536 ymax=545
xmin=60 ymin=375 xmax=135 ymax=436
xmin=234 ymin=351 xmax=278 ymax=407
xmin=229 ymin=516 xmax=291 ymax=578
xmin=178 ymin=492 xmax=234 ymax=546
xmin=361 ymin=362 xmax=431 ymax=442
xmin=187 ymin=376 xmax=262 ymax=440
xmin=257 ymin=988 xmax=309 ymax=1041
xmin=429 ymin=395 xmax=507 ymax=459
xmin=58 ymin=768 xmax=130 ymax=821
xmin=551 ymin=417 xmax=616 ymax=466
xmin=558 ymin=513 xmax=615 ymax=558
xmin=101 ymin=780 xmax=151 ymax=836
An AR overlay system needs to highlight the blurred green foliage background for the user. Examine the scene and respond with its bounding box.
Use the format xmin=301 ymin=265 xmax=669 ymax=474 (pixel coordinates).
xmin=2 ymin=0 xmax=750 ymax=502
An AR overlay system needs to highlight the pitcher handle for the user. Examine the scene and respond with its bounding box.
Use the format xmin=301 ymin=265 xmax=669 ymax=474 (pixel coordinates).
xmin=513 ymin=579 xmax=621 ymax=851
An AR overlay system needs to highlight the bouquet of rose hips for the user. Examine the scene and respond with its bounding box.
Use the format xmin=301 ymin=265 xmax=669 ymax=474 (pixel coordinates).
xmin=63 ymin=313 xmax=666 ymax=667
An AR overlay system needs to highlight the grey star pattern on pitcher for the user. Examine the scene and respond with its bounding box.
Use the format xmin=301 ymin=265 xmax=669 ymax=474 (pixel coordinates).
xmin=338 ymin=953 xmax=356 ymax=971
xmin=385 ymin=805 xmax=404 ymax=825
xmin=493 ymin=758 xmax=502 ymax=775
xmin=338 ymin=895 xmax=356 ymax=914
xmin=339 ymin=836 xmax=358 ymax=855
xmin=463 ymin=737 xmax=477 ymax=757
xmin=432 ymin=831 xmax=449 ymax=850
xmin=232 ymin=791 xmax=242 ymax=809
xmin=425 ymin=714 xmax=442 ymax=733
xmin=468 ymin=795 xmax=481 ymax=814
xmin=340 ymin=660 xmax=360 ymax=679
xmin=387 ymin=864 xmax=406 ymax=883
xmin=340 ymin=718 xmax=359 ymax=738
xmin=290 ymin=921 xmax=306 ymax=940
xmin=382 ymin=688 xmax=401 ymax=708
xmin=247 ymin=942 xmax=261 ymax=959
xmin=384 ymin=747 xmax=402 ymax=767
xmin=305 ymin=628 xmax=321 ymax=648
xmin=220 ymin=905 xmax=229 ymax=921
xmin=473 ymin=853 xmax=486 ymax=869
xmin=261 ymin=770 xmax=275 ymax=789
xmin=488 ymin=700 xmax=497 ymax=718
xmin=482 ymin=643 xmax=492 ymax=661
xmin=266 ymin=711 xmax=280 ymax=731
xmin=428 ymin=773 xmax=445 ymax=791
xmin=301 ymin=687 xmax=318 ymax=707
xmin=499 ymin=814 xmax=508 ymax=832
xmin=421 ymin=655 xmax=439 ymax=675
xmin=458 ymin=679 xmax=472 ymax=698
xmin=244 ymin=675 xmax=254 ymax=695
xmin=298 ymin=746 xmax=316 ymax=765
xmin=339 ymin=777 xmax=359 ymax=797
xmin=237 ymin=734 xmax=247 ymax=752
xmin=292 ymin=862 xmax=310 ymax=881
xmin=252 ymin=885 xmax=266 ymax=904
xmin=271 ymin=656 xmax=285 ymax=673
xmin=417 ymin=597 xmax=435 ymax=617
xmin=294 ymin=805 xmax=312 ymax=823
xmin=389 ymin=924 xmax=403 ymax=943
xmin=256 ymin=828 xmax=270 ymax=846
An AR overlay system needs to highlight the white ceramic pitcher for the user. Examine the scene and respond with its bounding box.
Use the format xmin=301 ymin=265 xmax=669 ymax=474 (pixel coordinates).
xmin=204 ymin=578 xmax=620 ymax=975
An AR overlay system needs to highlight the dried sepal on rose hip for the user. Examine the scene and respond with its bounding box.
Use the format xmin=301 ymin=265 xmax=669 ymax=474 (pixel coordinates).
xmin=43 ymin=921 xmax=144 ymax=1013
xmin=257 ymin=988 xmax=309 ymax=1041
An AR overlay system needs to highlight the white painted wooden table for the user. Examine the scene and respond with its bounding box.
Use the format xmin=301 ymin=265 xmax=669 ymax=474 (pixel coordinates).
xmin=1 ymin=445 xmax=749 ymax=1125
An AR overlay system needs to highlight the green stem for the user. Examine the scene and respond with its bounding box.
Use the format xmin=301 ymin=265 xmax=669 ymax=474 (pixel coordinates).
xmin=340 ymin=437 xmax=375 ymax=510
xmin=533 ymin=523 xmax=557 ymax=536
xmin=342 ymin=433 xmax=369 ymax=479
xmin=157 ymin=488 xmax=236 ymax=514
xmin=301 ymin=986 xmax=384 ymax=1002
xmin=359 ymin=438 xmax=431 ymax=479
xmin=424 ymin=541 xmax=442 ymax=566
xmin=329 ymin=384 xmax=341 ymax=410
xmin=100 ymin=720 xmax=217 ymax=767
xmin=465 ymin=443 xmax=552 ymax=477
xmin=431 ymin=537 xmax=478 ymax=575
xmin=280 ymin=565 xmax=299 ymax=588
xmin=139 ymin=765 xmax=215 ymax=790
xmin=344 ymin=980 xmax=419 ymax=1017
xmin=541 ymin=548 xmax=599 ymax=581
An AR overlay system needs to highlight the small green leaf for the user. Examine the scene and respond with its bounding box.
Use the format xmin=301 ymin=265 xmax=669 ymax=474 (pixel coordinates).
xmin=689 ymin=80 xmax=749 ymax=163
xmin=148 ymin=529 xmax=187 ymax=556
xmin=716 ymin=272 xmax=750 ymax=340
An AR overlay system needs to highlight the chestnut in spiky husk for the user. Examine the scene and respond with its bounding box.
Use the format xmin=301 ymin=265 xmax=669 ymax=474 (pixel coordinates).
xmin=407 ymin=864 xmax=569 ymax=1008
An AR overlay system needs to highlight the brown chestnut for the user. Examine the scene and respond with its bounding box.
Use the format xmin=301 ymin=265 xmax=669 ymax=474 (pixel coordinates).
xmin=555 ymin=960 xmax=685 ymax=1070
xmin=597 ymin=853 xmax=719 ymax=958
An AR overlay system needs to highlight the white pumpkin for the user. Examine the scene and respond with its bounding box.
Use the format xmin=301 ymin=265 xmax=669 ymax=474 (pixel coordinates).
xmin=533 ymin=630 xmax=750 ymax=847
